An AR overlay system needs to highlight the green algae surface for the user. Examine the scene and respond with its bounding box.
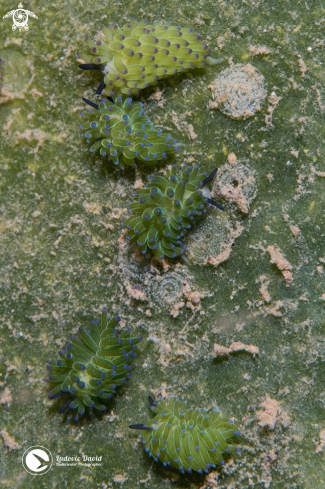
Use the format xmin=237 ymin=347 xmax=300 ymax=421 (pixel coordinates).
xmin=1 ymin=0 xmax=325 ymax=488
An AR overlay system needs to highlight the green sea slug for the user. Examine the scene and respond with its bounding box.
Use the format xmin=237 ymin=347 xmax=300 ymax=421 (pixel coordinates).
xmin=44 ymin=309 xmax=142 ymax=421
xmin=78 ymin=19 xmax=223 ymax=98
xmin=130 ymin=396 xmax=241 ymax=474
xmin=122 ymin=165 xmax=223 ymax=259
xmin=80 ymin=96 xmax=178 ymax=169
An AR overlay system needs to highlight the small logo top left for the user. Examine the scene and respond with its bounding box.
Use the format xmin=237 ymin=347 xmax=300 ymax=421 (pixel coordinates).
xmin=22 ymin=446 xmax=53 ymax=475
xmin=3 ymin=3 xmax=38 ymax=32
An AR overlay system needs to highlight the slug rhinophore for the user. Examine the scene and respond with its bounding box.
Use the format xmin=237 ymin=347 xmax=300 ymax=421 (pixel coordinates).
xmin=78 ymin=20 xmax=223 ymax=98
xmin=80 ymin=96 xmax=178 ymax=169
xmin=44 ymin=309 xmax=142 ymax=421
xmin=130 ymin=396 xmax=241 ymax=474
xmin=122 ymin=166 xmax=223 ymax=259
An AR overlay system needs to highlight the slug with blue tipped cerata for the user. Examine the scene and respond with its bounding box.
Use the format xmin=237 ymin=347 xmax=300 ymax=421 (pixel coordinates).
xmin=130 ymin=396 xmax=241 ymax=474
xmin=122 ymin=165 xmax=223 ymax=259
xmin=44 ymin=309 xmax=142 ymax=421
xmin=80 ymin=96 xmax=178 ymax=170
xmin=78 ymin=19 xmax=223 ymax=98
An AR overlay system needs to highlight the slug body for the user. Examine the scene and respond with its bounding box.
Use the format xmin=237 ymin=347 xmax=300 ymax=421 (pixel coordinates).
xmin=45 ymin=310 xmax=142 ymax=420
xmin=79 ymin=20 xmax=221 ymax=98
xmin=80 ymin=96 xmax=178 ymax=169
xmin=130 ymin=396 xmax=240 ymax=474
xmin=122 ymin=166 xmax=223 ymax=259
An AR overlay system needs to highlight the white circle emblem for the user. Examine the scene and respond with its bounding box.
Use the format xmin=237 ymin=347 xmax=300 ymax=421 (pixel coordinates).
xmin=22 ymin=446 xmax=53 ymax=475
